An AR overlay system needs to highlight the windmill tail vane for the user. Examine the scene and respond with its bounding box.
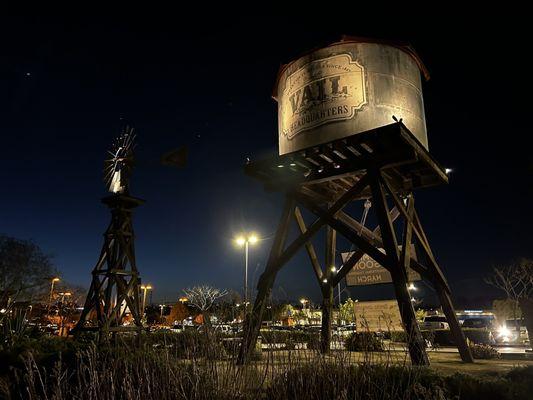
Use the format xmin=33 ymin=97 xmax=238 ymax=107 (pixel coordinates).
xmin=104 ymin=126 xmax=137 ymax=194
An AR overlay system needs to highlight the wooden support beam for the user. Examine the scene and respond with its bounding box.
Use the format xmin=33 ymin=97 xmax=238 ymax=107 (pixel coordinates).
xmin=369 ymin=169 xmax=429 ymax=366
xmin=400 ymin=195 xmax=415 ymax=275
xmin=409 ymin=206 xmax=474 ymax=363
xmin=293 ymin=192 xmax=393 ymax=274
xmin=383 ymin=179 xmax=474 ymax=363
xmin=238 ymin=197 xmax=295 ymax=364
xmin=332 ymin=207 xmax=400 ymax=286
xmin=436 ymin=284 xmax=474 ymax=363
xmin=331 ymin=207 xmax=434 ymax=285
xmin=294 ymin=207 xmax=323 ymax=282
xmin=265 ymin=174 xmax=370 ymax=277
xmin=321 ymin=225 xmax=336 ymax=353
xmin=380 ymin=176 xmax=451 ymax=293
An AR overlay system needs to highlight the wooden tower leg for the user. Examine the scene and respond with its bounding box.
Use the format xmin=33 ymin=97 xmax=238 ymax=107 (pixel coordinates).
xmin=370 ymin=170 xmax=429 ymax=366
xmin=237 ymin=198 xmax=295 ymax=365
xmin=320 ymin=225 xmax=336 ymax=353
xmin=411 ymin=211 xmax=474 ymax=363
xmin=437 ymin=286 xmax=474 ymax=362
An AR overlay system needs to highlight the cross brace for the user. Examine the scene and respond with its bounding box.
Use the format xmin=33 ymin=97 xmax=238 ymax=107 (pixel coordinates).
xmin=238 ymin=168 xmax=473 ymax=365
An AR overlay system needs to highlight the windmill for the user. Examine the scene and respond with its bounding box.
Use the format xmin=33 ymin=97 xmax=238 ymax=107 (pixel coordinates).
xmin=73 ymin=127 xmax=145 ymax=337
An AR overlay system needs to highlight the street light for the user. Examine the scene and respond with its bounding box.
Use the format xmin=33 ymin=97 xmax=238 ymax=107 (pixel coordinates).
xmin=234 ymin=233 xmax=259 ymax=312
xmin=300 ymin=298 xmax=308 ymax=309
xmin=47 ymin=277 xmax=60 ymax=314
xmin=58 ymin=292 xmax=72 ymax=303
xmin=140 ymin=284 xmax=152 ymax=315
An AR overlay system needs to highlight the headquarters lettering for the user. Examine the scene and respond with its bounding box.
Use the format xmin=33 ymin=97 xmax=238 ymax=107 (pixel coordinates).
xmin=288 ymin=105 xmax=350 ymax=133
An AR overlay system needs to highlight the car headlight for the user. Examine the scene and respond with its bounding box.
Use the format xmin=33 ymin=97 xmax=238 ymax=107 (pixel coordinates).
xmin=497 ymin=326 xmax=511 ymax=340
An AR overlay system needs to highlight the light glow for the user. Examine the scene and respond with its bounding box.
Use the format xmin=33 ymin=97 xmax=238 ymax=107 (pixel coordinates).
xmin=235 ymin=236 xmax=246 ymax=246
xmin=498 ymin=325 xmax=511 ymax=341
xmin=248 ymin=235 xmax=258 ymax=244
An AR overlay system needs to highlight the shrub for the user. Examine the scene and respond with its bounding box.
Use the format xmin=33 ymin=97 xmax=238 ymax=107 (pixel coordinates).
xmin=260 ymin=330 xmax=318 ymax=349
xmin=469 ymin=343 xmax=500 ymax=359
xmin=389 ymin=331 xmax=408 ymax=342
xmin=141 ymin=329 xmax=228 ymax=360
xmin=266 ymin=364 xmax=447 ymax=400
xmin=2 ymin=338 xmax=533 ymax=399
xmin=344 ymin=332 xmax=384 ymax=352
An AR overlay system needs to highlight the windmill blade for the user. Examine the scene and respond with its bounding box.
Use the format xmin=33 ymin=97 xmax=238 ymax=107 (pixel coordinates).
xmin=103 ymin=127 xmax=137 ymax=193
xmin=161 ymin=146 xmax=188 ymax=168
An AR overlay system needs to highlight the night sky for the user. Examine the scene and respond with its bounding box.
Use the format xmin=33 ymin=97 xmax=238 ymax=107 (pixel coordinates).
xmin=2 ymin=14 xmax=531 ymax=307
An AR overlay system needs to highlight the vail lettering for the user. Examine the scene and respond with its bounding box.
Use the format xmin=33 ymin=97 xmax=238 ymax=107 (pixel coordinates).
xmin=280 ymin=53 xmax=366 ymax=139
xmin=289 ymin=76 xmax=348 ymax=115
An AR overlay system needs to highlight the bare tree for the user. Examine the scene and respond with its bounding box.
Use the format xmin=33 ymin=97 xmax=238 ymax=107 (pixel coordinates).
xmin=0 ymin=235 xmax=57 ymax=315
xmin=486 ymin=259 xmax=533 ymax=337
xmin=183 ymin=285 xmax=227 ymax=325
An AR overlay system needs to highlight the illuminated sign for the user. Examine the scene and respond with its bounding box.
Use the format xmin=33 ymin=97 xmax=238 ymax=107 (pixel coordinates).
xmin=279 ymin=54 xmax=367 ymax=140
xmin=342 ymin=247 xmax=421 ymax=287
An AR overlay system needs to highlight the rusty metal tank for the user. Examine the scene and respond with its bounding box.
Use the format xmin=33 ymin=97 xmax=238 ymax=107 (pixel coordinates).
xmin=274 ymin=36 xmax=430 ymax=155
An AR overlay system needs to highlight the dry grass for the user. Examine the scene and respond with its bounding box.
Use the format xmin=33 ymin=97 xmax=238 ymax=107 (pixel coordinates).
xmin=1 ymin=331 xmax=532 ymax=399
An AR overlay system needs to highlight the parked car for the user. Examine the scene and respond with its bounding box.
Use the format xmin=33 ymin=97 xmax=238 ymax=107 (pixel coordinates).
xmin=422 ymin=315 xmax=449 ymax=330
xmin=269 ymin=325 xmax=293 ymax=332
xmin=170 ymin=324 xmax=185 ymax=333
xmin=213 ymin=324 xmax=233 ymax=334
xmin=333 ymin=324 xmax=356 ymax=339
xmin=461 ymin=318 xmax=494 ymax=329
xmin=304 ymin=324 xmax=322 ymax=333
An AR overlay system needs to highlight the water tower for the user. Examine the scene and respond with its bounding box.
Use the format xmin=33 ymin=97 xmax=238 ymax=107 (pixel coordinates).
xmin=238 ymin=36 xmax=473 ymax=365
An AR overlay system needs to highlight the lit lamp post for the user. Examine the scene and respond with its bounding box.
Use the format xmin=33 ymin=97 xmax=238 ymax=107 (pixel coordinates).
xmin=300 ymin=298 xmax=308 ymax=309
xmin=47 ymin=277 xmax=60 ymax=314
xmin=58 ymin=292 xmax=72 ymax=303
xmin=140 ymin=284 xmax=152 ymax=316
xmin=57 ymin=292 xmax=71 ymax=336
xmin=234 ymin=233 xmax=258 ymax=312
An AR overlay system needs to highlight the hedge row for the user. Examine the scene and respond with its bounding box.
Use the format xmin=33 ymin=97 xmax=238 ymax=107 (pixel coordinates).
xmin=387 ymin=328 xmax=494 ymax=345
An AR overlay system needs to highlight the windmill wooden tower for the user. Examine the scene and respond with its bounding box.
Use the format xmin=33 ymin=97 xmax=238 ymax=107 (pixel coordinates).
xmin=73 ymin=127 xmax=144 ymax=336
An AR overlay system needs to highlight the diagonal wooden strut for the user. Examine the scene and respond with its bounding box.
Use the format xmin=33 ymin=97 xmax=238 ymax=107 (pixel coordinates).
xmin=321 ymin=224 xmax=336 ymax=353
xmin=238 ymin=197 xmax=295 ymax=364
xmin=380 ymin=177 xmax=473 ymax=362
xmin=238 ymin=176 xmax=371 ymax=364
xmin=332 ymin=207 xmax=399 ymax=286
xmin=269 ymin=174 xmax=371 ymax=276
xmin=294 ymin=207 xmax=323 ymax=282
xmin=240 ymin=166 xmax=472 ymax=366
xmin=368 ymin=169 xmax=429 ymax=366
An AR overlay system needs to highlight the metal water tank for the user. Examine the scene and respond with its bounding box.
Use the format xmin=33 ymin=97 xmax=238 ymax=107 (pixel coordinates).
xmin=274 ymin=37 xmax=430 ymax=155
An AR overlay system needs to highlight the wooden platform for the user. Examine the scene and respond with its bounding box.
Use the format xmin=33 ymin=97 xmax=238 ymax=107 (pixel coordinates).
xmin=245 ymin=122 xmax=448 ymax=202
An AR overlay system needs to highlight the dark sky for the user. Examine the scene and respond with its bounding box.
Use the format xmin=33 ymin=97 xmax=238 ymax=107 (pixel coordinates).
xmin=1 ymin=14 xmax=531 ymax=307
